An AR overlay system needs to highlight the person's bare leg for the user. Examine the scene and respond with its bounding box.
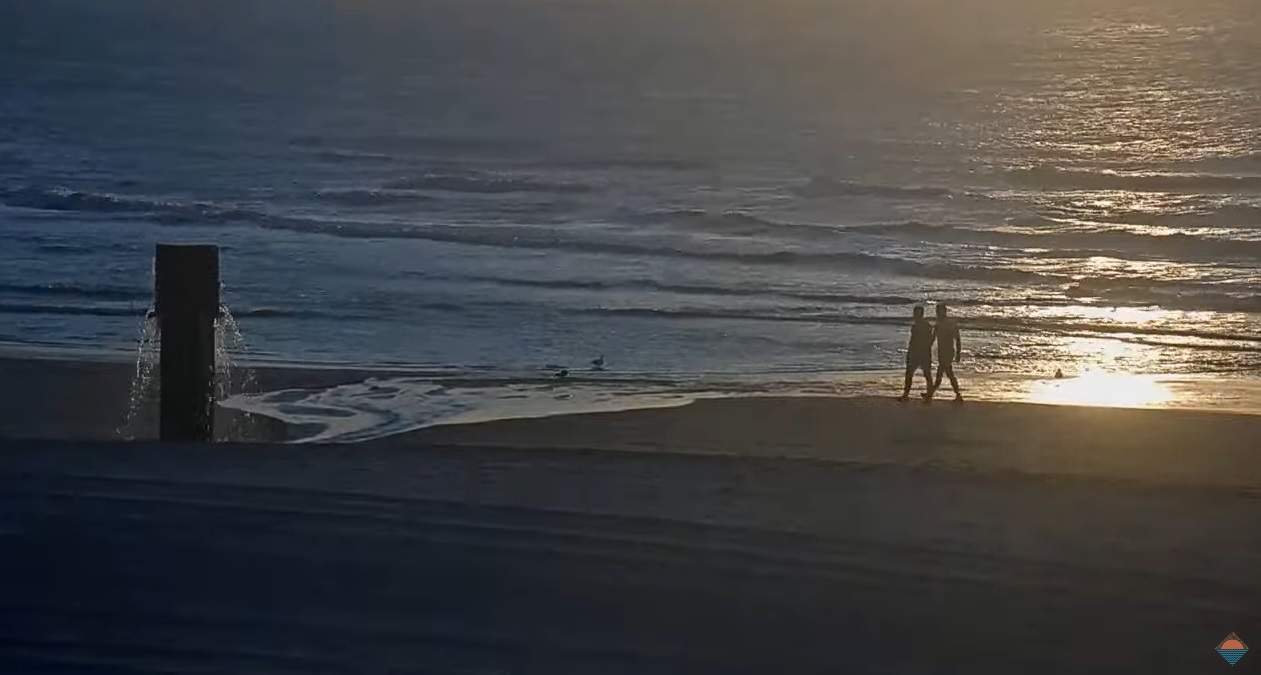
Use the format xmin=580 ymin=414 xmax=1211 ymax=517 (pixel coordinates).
xmin=944 ymin=363 xmax=962 ymax=400
xmin=900 ymin=364 xmax=915 ymax=401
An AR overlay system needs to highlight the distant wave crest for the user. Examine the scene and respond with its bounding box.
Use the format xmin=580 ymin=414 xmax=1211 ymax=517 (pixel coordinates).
xmin=467 ymin=272 xmax=1261 ymax=315
xmin=312 ymin=149 xmax=397 ymax=164
xmin=850 ymin=220 xmax=1261 ymax=260
xmin=0 ymin=301 xmax=325 ymax=320
xmin=627 ymin=209 xmax=786 ymax=235
xmin=1007 ymin=166 xmax=1261 ymax=193
xmin=546 ymin=157 xmax=711 ymax=171
xmin=1069 ymin=202 xmax=1261 ymax=228
xmin=293 ymin=133 xmax=532 ymax=156
xmin=796 ymin=176 xmax=957 ymax=200
xmin=383 ymin=170 xmax=592 ymax=194
xmin=1063 ymin=281 xmax=1261 ymax=314
xmin=460 ymin=274 xmax=918 ymax=307
xmin=0 ymin=185 xmax=327 ymax=231
xmin=2 ymin=186 xmax=171 ymax=215
xmin=314 ymin=188 xmax=436 ymax=207
xmin=0 ymin=186 xmax=1061 ymax=284
xmin=561 ymin=305 xmax=1261 ymax=346
xmin=0 ymin=281 xmax=148 ymax=302
xmin=0 ymin=302 xmax=142 ymax=318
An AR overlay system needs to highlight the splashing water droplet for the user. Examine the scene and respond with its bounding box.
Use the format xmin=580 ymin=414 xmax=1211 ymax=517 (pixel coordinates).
xmin=117 ymin=303 xmax=259 ymax=441
xmin=118 ymin=307 xmax=160 ymax=439
xmin=215 ymin=304 xmax=259 ymax=440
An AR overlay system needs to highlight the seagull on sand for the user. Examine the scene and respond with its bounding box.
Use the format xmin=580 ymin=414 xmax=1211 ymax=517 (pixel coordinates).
xmin=591 ymin=354 xmax=605 ymax=371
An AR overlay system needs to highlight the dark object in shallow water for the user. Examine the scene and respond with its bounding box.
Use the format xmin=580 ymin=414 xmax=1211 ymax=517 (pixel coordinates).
xmin=554 ymin=369 xmax=569 ymax=379
xmin=1054 ymin=368 xmax=1064 ymax=379
xmin=591 ymin=354 xmax=605 ymax=371
xmin=154 ymin=243 xmax=220 ymax=442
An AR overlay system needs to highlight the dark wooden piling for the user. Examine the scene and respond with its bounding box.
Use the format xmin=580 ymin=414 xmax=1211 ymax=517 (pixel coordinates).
xmin=154 ymin=244 xmax=220 ymax=442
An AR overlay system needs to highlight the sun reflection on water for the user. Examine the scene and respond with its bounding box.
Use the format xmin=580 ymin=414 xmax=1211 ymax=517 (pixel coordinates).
xmin=1027 ymin=370 xmax=1175 ymax=409
xmin=1019 ymin=333 xmax=1179 ymax=409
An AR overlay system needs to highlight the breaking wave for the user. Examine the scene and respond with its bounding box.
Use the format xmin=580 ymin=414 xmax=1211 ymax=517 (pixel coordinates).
xmin=6 ymin=186 xmax=1259 ymax=299
xmin=0 ymin=187 xmax=1039 ymax=281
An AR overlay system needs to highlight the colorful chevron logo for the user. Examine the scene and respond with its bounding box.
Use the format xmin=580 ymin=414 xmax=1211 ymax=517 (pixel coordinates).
xmin=1217 ymin=632 xmax=1248 ymax=666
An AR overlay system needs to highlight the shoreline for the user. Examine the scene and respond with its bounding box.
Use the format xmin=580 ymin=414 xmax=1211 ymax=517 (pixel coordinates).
xmin=5 ymin=350 xmax=1261 ymax=445
xmin=4 ymin=352 xmax=1261 ymax=494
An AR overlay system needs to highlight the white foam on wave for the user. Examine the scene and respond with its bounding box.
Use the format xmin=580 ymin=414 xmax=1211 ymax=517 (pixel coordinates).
xmin=220 ymin=377 xmax=709 ymax=444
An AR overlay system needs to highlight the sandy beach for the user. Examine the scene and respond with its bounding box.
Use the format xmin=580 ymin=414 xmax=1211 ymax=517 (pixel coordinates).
xmin=3 ymin=356 xmax=1260 ymax=673
xmin=10 ymin=0 xmax=1261 ymax=670
xmin=411 ymin=395 xmax=1261 ymax=491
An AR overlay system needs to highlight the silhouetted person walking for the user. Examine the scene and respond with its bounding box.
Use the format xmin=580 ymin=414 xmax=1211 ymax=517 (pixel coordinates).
xmin=899 ymin=306 xmax=934 ymax=402
xmin=930 ymin=303 xmax=963 ymax=402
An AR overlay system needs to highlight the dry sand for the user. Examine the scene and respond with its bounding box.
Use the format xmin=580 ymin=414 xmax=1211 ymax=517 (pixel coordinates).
xmin=2 ymin=356 xmax=1260 ymax=672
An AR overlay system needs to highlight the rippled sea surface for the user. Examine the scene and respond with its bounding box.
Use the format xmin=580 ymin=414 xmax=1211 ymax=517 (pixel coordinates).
xmin=2 ymin=0 xmax=1259 ymax=383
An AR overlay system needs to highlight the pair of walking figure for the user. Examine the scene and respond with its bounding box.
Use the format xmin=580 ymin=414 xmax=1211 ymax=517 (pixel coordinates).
xmin=900 ymin=303 xmax=962 ymax=403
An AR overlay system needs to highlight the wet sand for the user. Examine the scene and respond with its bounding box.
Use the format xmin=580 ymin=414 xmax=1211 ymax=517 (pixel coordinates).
xmin=0 ymin=355 xmax=401 ymax=441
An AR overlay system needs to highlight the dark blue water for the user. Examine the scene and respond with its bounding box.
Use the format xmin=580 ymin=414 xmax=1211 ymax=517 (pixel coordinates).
xmin=3 ymin=0 xmax=1261 ymax=380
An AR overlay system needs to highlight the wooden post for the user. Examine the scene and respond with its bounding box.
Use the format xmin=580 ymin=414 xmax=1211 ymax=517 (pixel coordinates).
xmin=154 ymin=244 xmax=220 ymax=442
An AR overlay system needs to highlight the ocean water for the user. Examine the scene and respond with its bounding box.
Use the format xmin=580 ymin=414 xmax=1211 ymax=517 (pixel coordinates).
xmin=3 ymin=0 xmax=1261 ymax=390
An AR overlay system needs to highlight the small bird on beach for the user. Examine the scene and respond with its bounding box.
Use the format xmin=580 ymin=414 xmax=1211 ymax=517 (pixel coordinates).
xmin=1054 ymin=368 xmax=1064 ymax=379
xmin=591 ymin=354 xmax=605 ymax=371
